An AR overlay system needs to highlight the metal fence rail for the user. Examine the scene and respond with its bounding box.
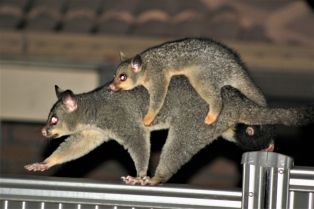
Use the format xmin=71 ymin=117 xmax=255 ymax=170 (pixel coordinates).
xmin=0 ymin=176 xmax=242 ymax=209
xmin=241 ymin=151 xmax=294 ymax=209
xmin=1 ymin=152 xmax=314 ymax=209
xmin=289 ymin=167 xmax=314 ymax=209
xmin=241 ymin=152 xmax=314 ymax=209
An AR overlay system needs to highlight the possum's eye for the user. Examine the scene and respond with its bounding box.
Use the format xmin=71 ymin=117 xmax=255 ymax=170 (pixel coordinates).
xmin=50 ymin=116 xmax=58 ymax=125
xmin=119 ymin=73 xmax=127 ymax=81
xmin=246 ymin=127 xmax=255 ymax=136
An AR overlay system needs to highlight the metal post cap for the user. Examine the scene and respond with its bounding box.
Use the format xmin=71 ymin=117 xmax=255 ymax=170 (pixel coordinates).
xmin=241 ymin=151 xmax=294 ymax=169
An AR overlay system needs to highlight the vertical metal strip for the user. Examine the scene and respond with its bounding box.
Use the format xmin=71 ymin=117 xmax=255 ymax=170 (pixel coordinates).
xmin=22 ymin=201 xmax=26 ymax=209
xmin=309 ymin=192 xmax=313 ymax=209
xmin=288 ymin=191 xmax=294 ymax=209
xmin=266 ymin=167 xmax=290 ymax=209
xmin=242 ymin=163 xmax=266 ymax=209
xmin=4 ymin=200 xmax=8 ymax=209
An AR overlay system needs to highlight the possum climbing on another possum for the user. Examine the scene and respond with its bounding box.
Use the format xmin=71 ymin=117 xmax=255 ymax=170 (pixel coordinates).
xmin=25 ymin=77 xmax=314 ymax=185
xmin=109 ymin=38 xmax=266 ymax=126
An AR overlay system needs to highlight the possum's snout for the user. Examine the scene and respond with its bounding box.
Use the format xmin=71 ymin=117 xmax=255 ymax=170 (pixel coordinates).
xmin=108 ymin=83 xmax=121 ymax=92
xmin=41 ymin=127 xmax=48 ymax=137
xmin=41 ymin=126 xmax=58 ymax=138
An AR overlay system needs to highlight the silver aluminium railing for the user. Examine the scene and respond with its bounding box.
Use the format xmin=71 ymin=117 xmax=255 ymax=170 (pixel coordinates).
xmin=1 ymin=151 xmax=314 ymax=209
xmin=241 ymin=152 xmax=314 ymax=209
xmin=0 ymin=176 xmax=242 ymax=209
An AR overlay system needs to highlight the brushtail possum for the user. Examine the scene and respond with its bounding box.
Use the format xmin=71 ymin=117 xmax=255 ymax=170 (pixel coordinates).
xmin=109 ymin=38 xmax=266 ymax=126
xmin=25 ymin=77 xmax=313 ymax=185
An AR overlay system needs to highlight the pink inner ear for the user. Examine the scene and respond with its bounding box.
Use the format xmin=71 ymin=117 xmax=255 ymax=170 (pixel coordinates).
xmin=64 ymin=97 xmax=77 ymax=112
xmin=131 ymin=62 xmax=138 ymax=70
xmin=131 ymin=62 xmax=141 ymax=73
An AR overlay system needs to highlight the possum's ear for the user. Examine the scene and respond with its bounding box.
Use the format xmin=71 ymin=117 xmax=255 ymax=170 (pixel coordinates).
xmin=119 ymin=51 xmax=128 ymax=62
xmin=55 ymin=85 xmax=64 ymax=99
xmin=61 ymin=90 xmax=77 ymax=112
xmin=131 ymin=54 xmax=142 ymax=73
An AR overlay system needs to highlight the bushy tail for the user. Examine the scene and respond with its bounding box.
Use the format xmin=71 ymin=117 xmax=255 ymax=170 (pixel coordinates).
xmin=239 ymin=105 xmax=314 ymax=127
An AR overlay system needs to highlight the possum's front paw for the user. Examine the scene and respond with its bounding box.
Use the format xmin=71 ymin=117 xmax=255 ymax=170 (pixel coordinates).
xmin=24 ymin=162 xmax=49 ymax=172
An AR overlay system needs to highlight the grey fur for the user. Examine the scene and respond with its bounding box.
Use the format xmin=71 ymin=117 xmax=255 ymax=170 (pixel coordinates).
xmin=25 ymin=77 xmax=313 ymax=184
xmin=110 ymin=38 xmax=266 ymax=125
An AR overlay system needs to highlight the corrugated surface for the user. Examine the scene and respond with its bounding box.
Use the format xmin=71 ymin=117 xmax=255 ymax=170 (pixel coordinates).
xmin=2 ymin=154 xmax=314 ymax=209
xmin=0 ymin=176 xmax=242 ymax=209
xmin=289 ymin=167 xmax=314 ymax=209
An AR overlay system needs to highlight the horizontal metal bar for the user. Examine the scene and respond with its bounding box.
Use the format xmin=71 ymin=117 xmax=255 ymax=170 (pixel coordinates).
xmin=290 ymin=167 xmax=314 ymax=176
xmin=290 ymin=167 xmax=314 ymax=192
xmin=0 ymin=176 xmax=242 ymax=209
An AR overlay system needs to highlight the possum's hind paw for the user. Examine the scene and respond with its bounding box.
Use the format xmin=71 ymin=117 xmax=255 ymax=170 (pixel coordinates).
xmin=24 ymin=162 xmax=49 ymax=172
xmin=143 ymin=112 xmax=155 ymax=126
xmin=121 ymin=175 xmax=162 ymax=185
xmin=141 ymin=176 xmax=161 ymax=186
xmin=204 ymin=112 xmax=218 ymax=125
xmin=121 ymin=176 xmax=143 ymax=185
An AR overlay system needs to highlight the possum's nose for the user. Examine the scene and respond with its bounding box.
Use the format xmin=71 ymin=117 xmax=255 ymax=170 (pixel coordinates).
xmin=41 ymin=127 xmax=48 ymax=137
xmin=108 ymin=83 xmax=119 ymax=92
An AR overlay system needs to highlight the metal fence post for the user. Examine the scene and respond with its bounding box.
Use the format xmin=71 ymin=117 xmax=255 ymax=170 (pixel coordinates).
xmin=241 ymin=151 xmax=294 ymax=209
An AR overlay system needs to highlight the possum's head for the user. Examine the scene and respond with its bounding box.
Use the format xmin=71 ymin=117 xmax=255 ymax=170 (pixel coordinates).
xmin=109 ymin=53 xmax=144 ymax=92
xmin=41 ymin=86 xmax=80 ymax=138
xmin=235 ymin=124 xmax=275 ymax=151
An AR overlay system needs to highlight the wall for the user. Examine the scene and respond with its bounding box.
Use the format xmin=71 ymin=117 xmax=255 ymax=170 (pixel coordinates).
xmin=0 ymin=62 xmax=99 ymax=121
